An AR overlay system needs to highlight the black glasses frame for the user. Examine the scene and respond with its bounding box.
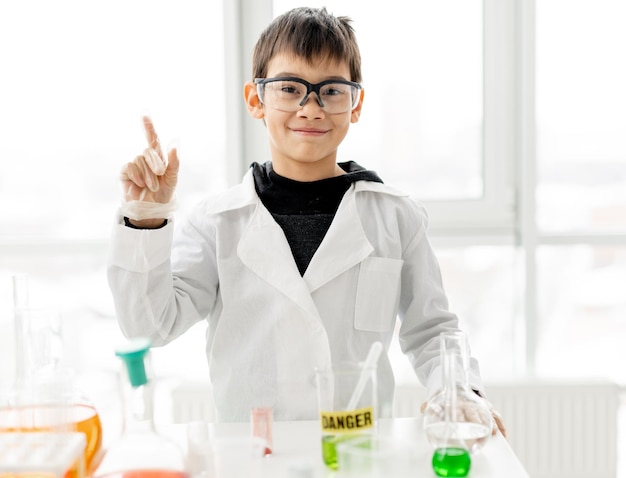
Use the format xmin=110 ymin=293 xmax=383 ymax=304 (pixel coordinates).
xmin=254 ymin=77 xmax=362 ymax=109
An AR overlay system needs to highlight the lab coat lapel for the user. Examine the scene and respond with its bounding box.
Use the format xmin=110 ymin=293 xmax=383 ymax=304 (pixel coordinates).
xmin=304 ymin=185 xmax=374 ymax=292
xmin=237 ymin=202 xmax=320 ymax=318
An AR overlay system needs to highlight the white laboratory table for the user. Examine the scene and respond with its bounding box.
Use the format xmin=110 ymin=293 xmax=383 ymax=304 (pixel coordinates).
xmin=193 ymin=417 xmax=530 ymax=478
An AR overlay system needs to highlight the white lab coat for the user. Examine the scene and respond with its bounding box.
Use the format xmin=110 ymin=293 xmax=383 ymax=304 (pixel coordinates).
xmin=107 ymin=167 xmax=484 ymax=422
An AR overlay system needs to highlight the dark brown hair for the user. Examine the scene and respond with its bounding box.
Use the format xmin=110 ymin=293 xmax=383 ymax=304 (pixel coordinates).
xmin=251 ymin=7 xmax=362 ymax=83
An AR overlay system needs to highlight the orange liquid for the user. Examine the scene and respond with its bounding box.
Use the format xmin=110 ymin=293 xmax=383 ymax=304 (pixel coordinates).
xmin=0 ymin=404 xmax=103 ymax=475
xmin=96 ymin=472 xmax=189 ymax=478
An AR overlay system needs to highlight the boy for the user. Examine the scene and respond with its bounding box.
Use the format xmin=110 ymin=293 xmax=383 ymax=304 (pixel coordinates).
xmin=108 ymin=6 xmax=505 ymax=434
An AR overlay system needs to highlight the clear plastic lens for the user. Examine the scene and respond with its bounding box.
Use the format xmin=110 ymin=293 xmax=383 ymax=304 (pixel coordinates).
xmin=258 ymin=79 xmax=359 ymax=114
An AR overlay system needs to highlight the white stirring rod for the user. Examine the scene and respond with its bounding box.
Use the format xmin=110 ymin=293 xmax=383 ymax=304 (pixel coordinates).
xmin=346 ymin=341 xmax=383 ymax=411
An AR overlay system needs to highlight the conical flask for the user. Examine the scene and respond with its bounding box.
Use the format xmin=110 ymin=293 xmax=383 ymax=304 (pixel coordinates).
xmin=93 ymin=338 xmax=188 ymax=478
xmin=422 ymin=331 xmax=492 ymax=476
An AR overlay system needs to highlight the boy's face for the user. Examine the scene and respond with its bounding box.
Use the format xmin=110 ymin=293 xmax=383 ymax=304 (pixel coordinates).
xmin=245 ymin=53 xmax=363 ymax=181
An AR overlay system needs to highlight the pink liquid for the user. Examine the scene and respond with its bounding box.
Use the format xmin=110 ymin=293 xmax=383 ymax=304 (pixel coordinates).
xmin=96 ymin=471 xmax=189 ymax=478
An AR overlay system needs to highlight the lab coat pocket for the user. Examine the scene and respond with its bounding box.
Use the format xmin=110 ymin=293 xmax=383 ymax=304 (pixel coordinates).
xmin=354 ymin=257 xmax=403 ymax=332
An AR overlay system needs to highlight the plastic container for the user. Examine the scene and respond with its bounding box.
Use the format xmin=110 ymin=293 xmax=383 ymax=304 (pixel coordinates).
xmin=0 ymin=432 xmax=86 ymax=478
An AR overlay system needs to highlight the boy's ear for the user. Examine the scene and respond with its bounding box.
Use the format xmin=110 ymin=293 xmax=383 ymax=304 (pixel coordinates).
xmin=350 ymin=89 xmax=365 ymax=123
xmin=244 ymin=81 xmax=264 ymax=119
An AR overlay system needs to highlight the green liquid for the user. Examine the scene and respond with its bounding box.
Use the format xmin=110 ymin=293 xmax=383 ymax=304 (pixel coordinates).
xmin=432 ymin=447 xmax=471 ymax=477
xmin=322 ymin=434 xmax=365 ymax=470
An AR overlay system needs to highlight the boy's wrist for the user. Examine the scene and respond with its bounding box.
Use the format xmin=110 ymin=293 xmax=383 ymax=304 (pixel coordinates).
xmin=123 ymin=216 xmax=168 ymax=229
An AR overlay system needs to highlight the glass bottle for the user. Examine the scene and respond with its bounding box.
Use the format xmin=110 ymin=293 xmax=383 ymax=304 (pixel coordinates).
xmin=93 ymin=338 xmax=188 ymax=478
xmin=422 ymin=331 xmax=492 ymax=477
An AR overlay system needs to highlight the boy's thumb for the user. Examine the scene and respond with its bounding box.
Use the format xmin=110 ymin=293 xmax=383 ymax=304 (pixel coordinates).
xmin=166 ymin=141 xmax=181 ymax=176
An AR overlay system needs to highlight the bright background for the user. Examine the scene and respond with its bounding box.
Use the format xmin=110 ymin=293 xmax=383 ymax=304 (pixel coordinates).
xmin=0 ymin=0 xmax=625 ymax=472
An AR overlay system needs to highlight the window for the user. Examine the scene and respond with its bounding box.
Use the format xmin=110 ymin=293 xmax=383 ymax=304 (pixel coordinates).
xmin=271 ymin=0 xmax=516 ymax=234
xmin=536 ymin=244 xmax=626 ymax=383
xmin=276 ymin=0 xmax=484 ymax=202
xmin=0 ymin=1 xmax=225 ymax=385
xmin=0 ymin=0 xmax=226 ymax=241
xmin=2 ymin=0 xmax=625 ymax=397
xmin=534 ymin=0 xmax=626 ymax=381
xmin=536 ymin=0 xmax=626 ymax=235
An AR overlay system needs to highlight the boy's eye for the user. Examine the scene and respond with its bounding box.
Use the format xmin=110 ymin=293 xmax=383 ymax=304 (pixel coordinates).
xmin=322 ymin=85 xmax=348 ymax=97
xmin=272 ymin=81 xmax=303 ymax=96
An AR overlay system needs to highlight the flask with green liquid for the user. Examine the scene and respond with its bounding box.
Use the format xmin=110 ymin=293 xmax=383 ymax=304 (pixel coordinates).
xmin=422 ymin=331 xmax=492 ymax=477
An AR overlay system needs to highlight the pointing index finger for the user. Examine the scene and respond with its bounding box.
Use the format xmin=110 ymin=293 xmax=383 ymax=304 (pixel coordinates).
xmin=143 ymin=115 xmax=163 ymax=157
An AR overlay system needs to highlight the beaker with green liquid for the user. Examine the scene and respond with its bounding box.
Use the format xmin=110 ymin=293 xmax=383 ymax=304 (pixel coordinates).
xmin=315 ymin=360 xmax=378 ymax=470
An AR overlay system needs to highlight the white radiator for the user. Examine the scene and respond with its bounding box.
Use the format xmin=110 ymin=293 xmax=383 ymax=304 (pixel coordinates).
xmin=393 ymin=380 xmax=621 ymax=478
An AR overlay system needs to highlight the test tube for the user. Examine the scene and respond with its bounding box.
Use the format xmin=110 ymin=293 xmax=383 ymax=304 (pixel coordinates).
xmin=251 ymin=406 xmax=273 ymax=456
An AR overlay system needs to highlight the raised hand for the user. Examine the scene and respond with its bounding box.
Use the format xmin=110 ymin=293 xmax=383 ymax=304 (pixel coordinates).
xmin=120 ymin=116 xmax=180 ymax=205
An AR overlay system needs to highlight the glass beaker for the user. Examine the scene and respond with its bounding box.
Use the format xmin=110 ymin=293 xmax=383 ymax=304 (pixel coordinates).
xmin=93 ymin=338 xmax=188 ymax=478
xmin=4 ymin=274 xmax=103 ymax=476
xmin=422 ymin=332 xmax=492 ymax=476
xmin=315 ymin=361 xmax=378 ymax=470
xmin=0 ymin=370 xmax=103 ymax=476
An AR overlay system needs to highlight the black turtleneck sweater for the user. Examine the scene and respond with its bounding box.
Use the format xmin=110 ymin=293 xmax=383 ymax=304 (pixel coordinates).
xmin=252 ymin=161 xmax=383 ymax=276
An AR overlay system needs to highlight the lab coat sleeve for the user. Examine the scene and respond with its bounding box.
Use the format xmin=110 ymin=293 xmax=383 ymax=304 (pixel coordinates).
xmin=396 ymin=204 xmax=485 ymax=398
xmin=107 ymin=212 xmax=218 ymax=346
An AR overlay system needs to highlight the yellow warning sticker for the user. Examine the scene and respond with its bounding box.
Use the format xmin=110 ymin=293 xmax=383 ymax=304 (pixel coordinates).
xmin=320 ymin=407 xmax=374 ymax=433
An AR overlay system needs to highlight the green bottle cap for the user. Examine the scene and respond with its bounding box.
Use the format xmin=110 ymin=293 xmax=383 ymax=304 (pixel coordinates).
xmin=115 ymin=337 xmax=152 ymax=387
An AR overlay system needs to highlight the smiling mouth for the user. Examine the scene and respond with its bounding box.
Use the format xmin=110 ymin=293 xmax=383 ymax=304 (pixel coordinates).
xmin=291 ymin=128 xmax=328 ymax=135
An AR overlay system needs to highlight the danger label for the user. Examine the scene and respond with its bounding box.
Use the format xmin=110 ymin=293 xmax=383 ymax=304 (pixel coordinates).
xmin=320 ymin=407 xmax=374 ymax=433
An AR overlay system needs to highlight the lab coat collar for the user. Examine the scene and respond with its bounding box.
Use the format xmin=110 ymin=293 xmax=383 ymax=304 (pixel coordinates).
xmin=202 ymin=169 xmax=258 ymax=214
xmin=237 ymin=195 xmax=321 ymax=318
xmin=223 ymin=167 xmax=408 ymax=315
xmin=304 ymin=180 xmax=407 ymax=291
xmin=205 ymin=167 xmax=409 ymax=214
xmin=303 ymin=185 xmax=373 ymax=291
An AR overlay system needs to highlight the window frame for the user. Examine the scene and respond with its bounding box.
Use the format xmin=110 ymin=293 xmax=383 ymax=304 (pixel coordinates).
xmin=238 ymin=0 xmax=520 ymax=238
xmin=425 ymin=0 xmax=519 ymax=237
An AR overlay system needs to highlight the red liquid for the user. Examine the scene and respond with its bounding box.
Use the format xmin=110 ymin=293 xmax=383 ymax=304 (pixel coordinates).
xmin=96 ymin=471 xmax=190 ymax=478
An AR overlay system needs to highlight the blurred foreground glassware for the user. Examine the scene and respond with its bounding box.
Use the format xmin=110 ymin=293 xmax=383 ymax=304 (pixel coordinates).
xmin=210 ymin=435 xmax=266 ymax=478
xmin=0 ymin=432 xmax=87 ymax=478
xmin=93 ymin=338 xmax=188 ymax=478
xmin=0 ymin=373 xmax=102 ymax=474
xmin=422 ymin=331 xmax=492 ymax=477
xmin=335 ymin=435 xmax=420 ymax=478
xmin=1 ymin=275 xmax=103 ymax=474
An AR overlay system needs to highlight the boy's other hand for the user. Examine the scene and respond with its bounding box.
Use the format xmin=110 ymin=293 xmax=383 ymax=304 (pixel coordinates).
xmin=120 ymin=116 xmax=180 ymax=204
xmin=420 ymin=397 xmax=508 ymax=438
